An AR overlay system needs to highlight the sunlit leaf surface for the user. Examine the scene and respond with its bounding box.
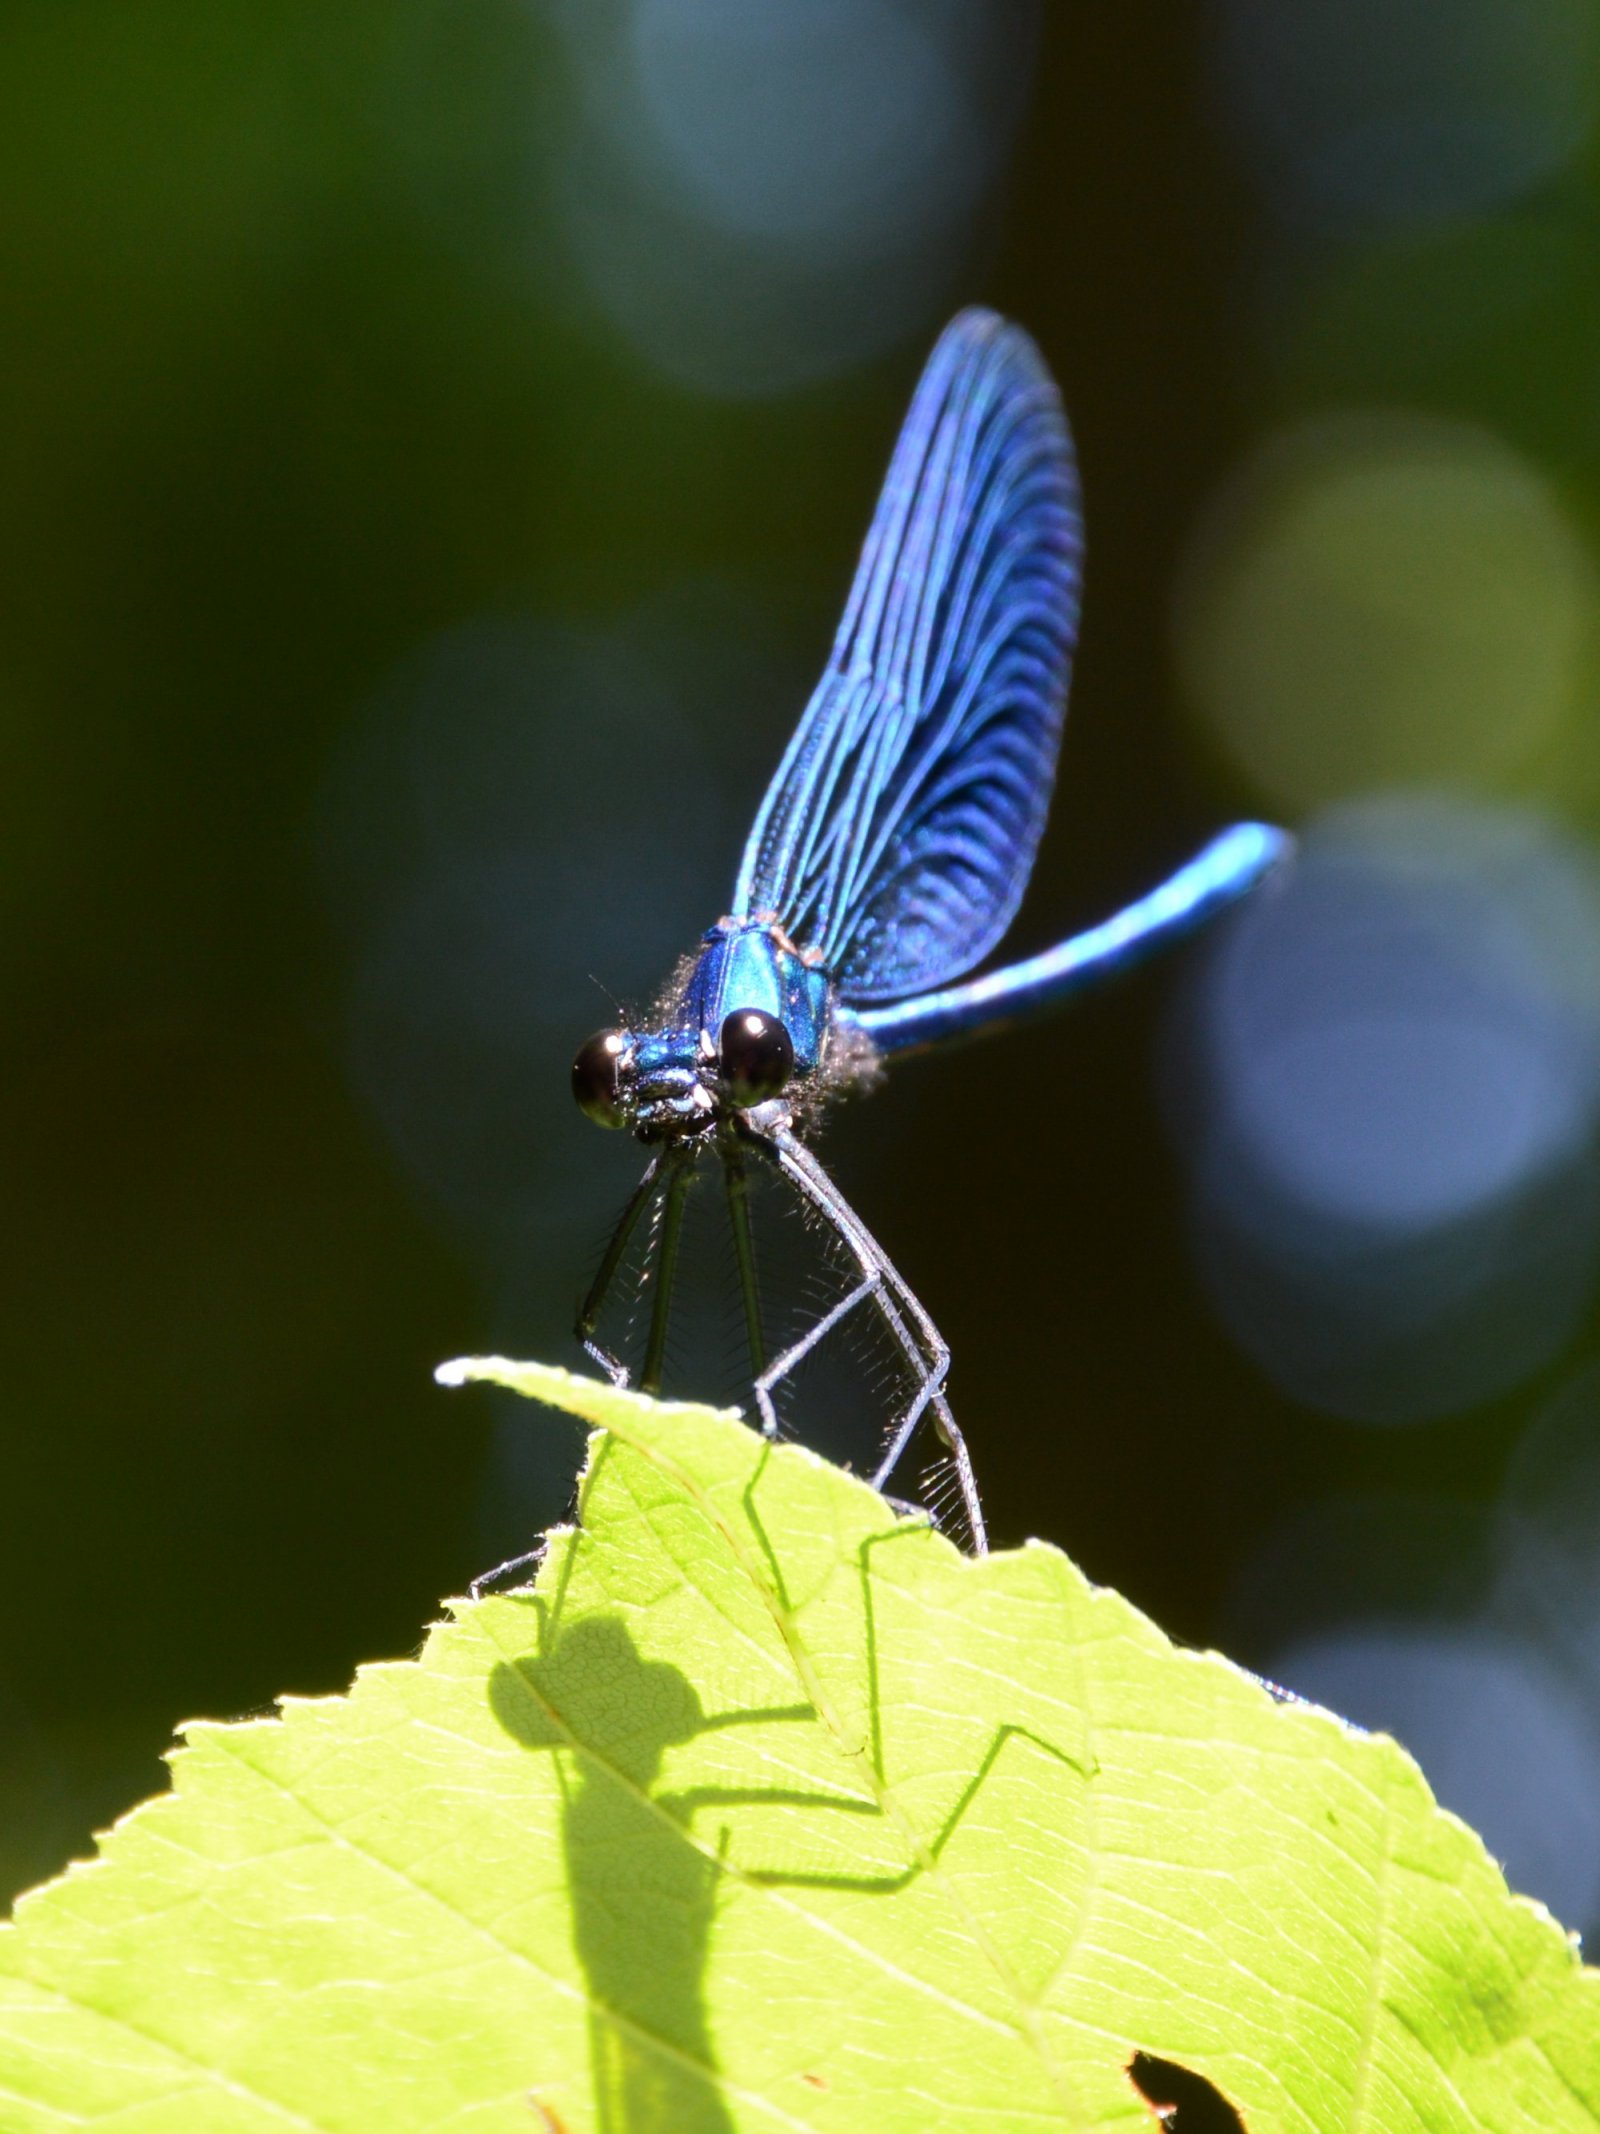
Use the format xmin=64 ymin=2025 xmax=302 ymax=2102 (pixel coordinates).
xmin=0 ymin=1363 xmax=1595 ymax=2131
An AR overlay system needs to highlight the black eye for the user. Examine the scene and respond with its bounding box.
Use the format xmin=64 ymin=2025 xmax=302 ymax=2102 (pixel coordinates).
xmin=572 ymin=1030 xmax=628 ymax=1128
xmin=719 ymin=1010 xmax=794 ymax=1106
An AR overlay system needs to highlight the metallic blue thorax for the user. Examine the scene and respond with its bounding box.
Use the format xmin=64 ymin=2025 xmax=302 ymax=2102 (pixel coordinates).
xmin=625 ymin=920 xmax=833 ymax=1133
xmin=683 ymin=920 xmax=831 ymax=1070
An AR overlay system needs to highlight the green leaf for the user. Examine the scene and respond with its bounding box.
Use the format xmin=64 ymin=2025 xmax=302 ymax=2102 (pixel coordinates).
xmin=1 ymin=1363 xmax=1595 ymax=2132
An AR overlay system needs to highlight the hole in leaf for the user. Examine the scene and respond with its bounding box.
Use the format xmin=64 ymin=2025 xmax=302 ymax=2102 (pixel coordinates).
xmin=1128 ymin=2052 xmax=1248 ymax=2131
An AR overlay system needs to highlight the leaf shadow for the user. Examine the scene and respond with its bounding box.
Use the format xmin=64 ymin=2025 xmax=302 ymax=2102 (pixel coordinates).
xmin=485 ymin=1497 xmax=1222 ymax=2130
xmin=486 ymin=1517 xmax=1091 ymax=2127
xmin=489 ymin=1603 xmax=816 ymax=2132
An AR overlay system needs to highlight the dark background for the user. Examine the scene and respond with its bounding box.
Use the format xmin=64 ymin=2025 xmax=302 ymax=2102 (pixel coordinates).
xmin=5 ymin=2 xmax=1600 ymax=1939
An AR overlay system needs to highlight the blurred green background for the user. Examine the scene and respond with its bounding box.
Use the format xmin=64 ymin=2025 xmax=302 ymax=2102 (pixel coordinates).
xmin=6 ymin=1 xmax=1600 ymax=1942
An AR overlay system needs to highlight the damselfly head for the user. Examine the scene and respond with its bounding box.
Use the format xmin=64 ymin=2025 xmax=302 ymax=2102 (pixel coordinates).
xmin=571 ymin=1003 xmax=806 ymax=1141
xmin=571 ymin=1022 xmax=723 ymax=1140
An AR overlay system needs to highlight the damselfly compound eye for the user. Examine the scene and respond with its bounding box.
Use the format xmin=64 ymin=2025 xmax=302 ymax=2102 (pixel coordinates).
xmin=718 ymin=1010 xmax=794 ymax=1106
xmin=572 ymin=1030 xmax=628 ymax=1128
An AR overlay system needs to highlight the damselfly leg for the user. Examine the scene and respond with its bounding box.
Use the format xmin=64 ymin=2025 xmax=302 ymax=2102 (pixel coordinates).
xmin=745 ymin=1122 xmax=987 ymax=1556
xmin=575 ymin=1143 xmax=691 ymax=1389
xmin=721 ymin=1137 xmax=768 ymax=1382
xmin=638 ymin=1152 xmax=692 ymax=1395
xmin=574 ymin=1122 xmax=988 ymax=1554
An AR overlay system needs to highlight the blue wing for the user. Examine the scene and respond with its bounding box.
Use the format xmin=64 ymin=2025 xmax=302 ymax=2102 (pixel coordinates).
xmin=733 ymin=309 xmax=1082 ymax=1004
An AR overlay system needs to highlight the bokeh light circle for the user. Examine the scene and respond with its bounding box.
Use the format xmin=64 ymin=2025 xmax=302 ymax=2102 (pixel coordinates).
xmin=550 ymin=0 xmax=1037 ymax=397
xmin=626 ymin=0 xmax=982 ymax=260
xmin=315 ymin=601 xmax=789 ymax=1251
xmin=1175 ymin=795 xmax=1600 ymax=1422
xmin=1213 ymin=0 xmax=1599 ymax=234
xmin=1176 ymin=414 xmax=1598 ymax=813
